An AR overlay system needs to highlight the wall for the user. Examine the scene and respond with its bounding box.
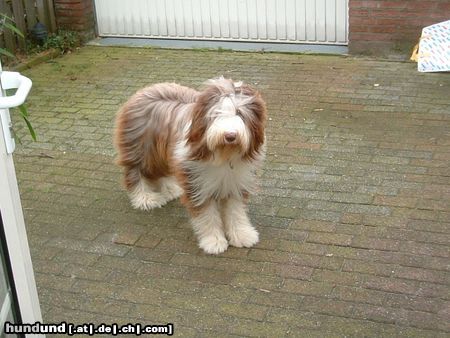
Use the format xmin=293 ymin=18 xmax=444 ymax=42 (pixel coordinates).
xmin=53 ymin=0 xmax=96 ymax=41
xmin=51 ymin=0 xmax=449 ymax=56
xmin=349 ymin=0 xmax=450 ymax=56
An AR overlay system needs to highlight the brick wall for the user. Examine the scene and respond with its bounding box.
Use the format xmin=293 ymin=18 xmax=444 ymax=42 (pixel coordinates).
xmin=349 ymin=0 xmax=450 ymax=56
xmin=53 ymin=0 xmax=96 ymax=41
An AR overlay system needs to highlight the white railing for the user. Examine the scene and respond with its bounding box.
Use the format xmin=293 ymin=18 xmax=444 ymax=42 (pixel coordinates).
xmin=0 ymin=63 xmax=44 ymax=337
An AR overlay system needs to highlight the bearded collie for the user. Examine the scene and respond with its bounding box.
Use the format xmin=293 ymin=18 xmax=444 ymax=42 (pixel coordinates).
xmin=114 ymin=78 xmax=266 ymax=254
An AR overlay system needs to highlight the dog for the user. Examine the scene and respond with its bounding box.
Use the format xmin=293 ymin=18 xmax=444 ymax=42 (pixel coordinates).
xmin=114 ymin=77 xmax=267 ymax=254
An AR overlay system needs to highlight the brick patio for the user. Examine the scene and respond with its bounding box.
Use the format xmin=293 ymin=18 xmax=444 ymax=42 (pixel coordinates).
xmin=11 ymin=46 xmax=450 ymax=337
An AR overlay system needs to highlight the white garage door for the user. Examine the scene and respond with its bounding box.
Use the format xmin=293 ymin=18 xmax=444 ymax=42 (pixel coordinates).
xmin=94 ymin=0 xmax=348 ymax=45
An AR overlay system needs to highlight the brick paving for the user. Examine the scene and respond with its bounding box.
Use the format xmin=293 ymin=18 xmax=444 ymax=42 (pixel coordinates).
xmin=11 ymin=46 xmax=450 ymax=337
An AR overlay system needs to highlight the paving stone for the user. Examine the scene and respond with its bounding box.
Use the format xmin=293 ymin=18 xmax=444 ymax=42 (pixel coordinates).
xmin=53 ymin=248 xmax=101 ymax=266
xmin=342 ymin=259 xmax=394 ymax=277
xmin=351 ymin=236 xmax=401 ymax=251
xmin=290 ymin=219 xmax=336 ymax=232
xmin=94 ymin=255 xmax=142 ymax=273
xmin=281 ymin=279 xmax=334 ymax=297
xmin=228 ymin=318 xmax=290 ymax=337
xmin=262 ymin=262 xmax=314 ymax=280
xmin=231 ymin=272 xmax=283 ymax=291
xmin=307 ymin=232 xmax=353 ymax=246
xmin=331 ymin=285 xmax=387 ymax=306
xmin=217 ymin=302 xmax=269 ymax=321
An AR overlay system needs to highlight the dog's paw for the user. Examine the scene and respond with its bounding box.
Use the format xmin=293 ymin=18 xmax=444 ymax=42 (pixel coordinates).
xmin=228 ymin=225 xmax=259 ymax=248
xmin=130 ymin=191 xmax=168 ymax=210
xmin=199 ymin=234 xmax=229 ymax=255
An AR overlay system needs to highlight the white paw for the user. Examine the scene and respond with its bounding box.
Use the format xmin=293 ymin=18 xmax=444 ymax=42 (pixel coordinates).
xmin=198 ymin=234 xmax=229 ymax=255
xmin=228 ymin=225 xmax=259 ymax=248
xmin=129 ymin=178 xmax=170 ymax=211
xmin=130 ymin=191 xmax=168 ymax=211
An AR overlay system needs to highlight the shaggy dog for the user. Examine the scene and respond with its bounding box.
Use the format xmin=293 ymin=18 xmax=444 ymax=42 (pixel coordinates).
xmin=114 ymin=78 xmax=267 ymax=254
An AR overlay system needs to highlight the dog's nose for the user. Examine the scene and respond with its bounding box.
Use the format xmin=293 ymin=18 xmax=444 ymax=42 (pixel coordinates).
xmin=224 ymin=131 xmax=237 ymax=143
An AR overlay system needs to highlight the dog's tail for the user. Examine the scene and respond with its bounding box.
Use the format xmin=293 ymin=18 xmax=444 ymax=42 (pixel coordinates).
xmin=114 ymin=83 xmax=198 ymax=190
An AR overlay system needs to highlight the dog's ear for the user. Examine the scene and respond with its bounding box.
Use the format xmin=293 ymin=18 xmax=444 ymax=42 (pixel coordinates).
xmin=240 ymin=84 xmax=267 ymax=160
xmin=187 ymin=86 xmax=221 ymax=160
xmin=190 ymin=85 xmax=219 ymax=137
xmin=240 ymin=84 xmax=267 ymax=124
xmin=236 ymin=82 xmax=257 ymax=98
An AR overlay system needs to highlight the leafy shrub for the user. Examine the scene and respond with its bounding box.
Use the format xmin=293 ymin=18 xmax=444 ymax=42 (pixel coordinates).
xmin=44 ymin=30 xmax=81 ymax=54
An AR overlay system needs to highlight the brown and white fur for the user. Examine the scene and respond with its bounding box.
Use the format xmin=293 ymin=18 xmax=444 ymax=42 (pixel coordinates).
xmin=114 ymin=77 xmax=267 ymax=254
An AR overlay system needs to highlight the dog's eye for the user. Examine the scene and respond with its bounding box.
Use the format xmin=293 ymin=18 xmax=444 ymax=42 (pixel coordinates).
xmin=236 ymin=108 xmax=242 ymax=116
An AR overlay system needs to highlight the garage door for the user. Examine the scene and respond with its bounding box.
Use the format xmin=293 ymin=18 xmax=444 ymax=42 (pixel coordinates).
xmin=94 ymin=0 xmax=348 ymax=45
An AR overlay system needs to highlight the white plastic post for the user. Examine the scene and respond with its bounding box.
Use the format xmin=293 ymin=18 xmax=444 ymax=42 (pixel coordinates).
xmin=0 ymin=68 xmax=33 ymax=154
xmin=0 ymin=62 xmax=44 ymax=337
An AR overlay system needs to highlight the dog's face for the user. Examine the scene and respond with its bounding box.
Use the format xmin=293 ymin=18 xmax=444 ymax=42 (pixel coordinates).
xmin=188 ymin=78 xmax=266 ymax=162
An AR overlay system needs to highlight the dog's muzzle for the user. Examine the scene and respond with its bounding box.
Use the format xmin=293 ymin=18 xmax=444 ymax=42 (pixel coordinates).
xmin=224 ymin=131 xmax=237 ymax=144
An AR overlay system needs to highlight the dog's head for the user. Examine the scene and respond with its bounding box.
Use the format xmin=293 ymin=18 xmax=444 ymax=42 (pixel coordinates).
xmin=188 ymin=77 xmax=266 ymax=162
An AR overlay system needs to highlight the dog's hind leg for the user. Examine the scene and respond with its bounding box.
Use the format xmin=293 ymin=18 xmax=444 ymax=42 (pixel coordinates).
xmin=128 ymin=173 xmax=182 ymax=210
xmin=127 ymin=173 xmax=170 ymax=211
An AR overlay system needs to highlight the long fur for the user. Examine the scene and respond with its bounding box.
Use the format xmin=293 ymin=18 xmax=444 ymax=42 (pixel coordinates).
xmin=114 ymin=77 xmax=266 ymax=254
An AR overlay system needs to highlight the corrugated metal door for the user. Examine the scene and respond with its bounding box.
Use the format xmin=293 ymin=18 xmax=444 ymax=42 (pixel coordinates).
xmin=94 ymin=0 xmax=348 ymax=45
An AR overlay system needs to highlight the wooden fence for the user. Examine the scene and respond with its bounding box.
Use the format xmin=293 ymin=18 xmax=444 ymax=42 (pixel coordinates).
xmin=0 ymin=0 xmax=56 ymax=53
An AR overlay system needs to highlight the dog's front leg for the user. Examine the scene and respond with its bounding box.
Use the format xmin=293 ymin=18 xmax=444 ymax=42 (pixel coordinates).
xmin=191 ymin=201 xmax=229 ymax=254
xmin=222 ymin=197 xmax=259 ymax=248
